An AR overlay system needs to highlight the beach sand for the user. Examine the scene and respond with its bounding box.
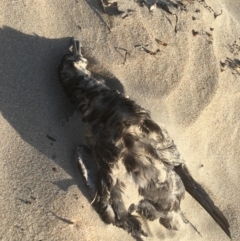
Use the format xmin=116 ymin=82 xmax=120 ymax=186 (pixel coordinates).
xmin=0 ymin=0 xmax=239 ymax=240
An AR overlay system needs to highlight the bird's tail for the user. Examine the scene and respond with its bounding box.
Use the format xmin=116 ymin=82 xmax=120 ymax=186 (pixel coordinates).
xmin=174 ymin=163 xmax=231 ymax=238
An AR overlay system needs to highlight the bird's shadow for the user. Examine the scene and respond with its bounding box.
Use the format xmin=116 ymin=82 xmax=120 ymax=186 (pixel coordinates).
xmin=0 ymin=26 xmax=124 ymax=202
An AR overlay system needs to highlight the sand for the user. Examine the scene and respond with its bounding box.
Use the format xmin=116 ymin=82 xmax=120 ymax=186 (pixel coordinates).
xmin=0 ymin=0 xmax=239 ymax=240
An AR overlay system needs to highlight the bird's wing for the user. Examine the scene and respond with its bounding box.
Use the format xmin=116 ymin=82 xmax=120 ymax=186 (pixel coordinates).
xmin=76 ymin=145 xmax=98 ymax=201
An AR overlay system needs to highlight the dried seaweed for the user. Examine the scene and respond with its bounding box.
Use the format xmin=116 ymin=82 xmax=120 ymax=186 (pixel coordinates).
xmin=133 ymin=1 xmax=184 ymax=33
xmin=155 ymin=39 xmax=168 ymax=47
xmin=220 ymin=58 xmax=240 ymax=75
xmin=99 ymin=0 xmax=124 ymax=16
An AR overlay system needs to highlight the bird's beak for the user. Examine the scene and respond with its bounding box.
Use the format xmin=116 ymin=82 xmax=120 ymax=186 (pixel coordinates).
xmin=71 ymin=38 xmax=82 ymax=61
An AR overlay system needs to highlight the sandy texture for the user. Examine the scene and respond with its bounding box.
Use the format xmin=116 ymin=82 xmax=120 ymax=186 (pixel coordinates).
xmin=0 ymin=0 xmax=239 ymax=240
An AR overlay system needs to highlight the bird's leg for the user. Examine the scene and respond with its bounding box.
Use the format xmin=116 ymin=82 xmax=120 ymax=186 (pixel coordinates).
xmin=111 ymin=181 xmax=148 ymax=239
xmin=88 ymin=158 xmax=116 ymax=224
xmin=93 ymin=170 xmax=116 ymax=224
xmin=129 ymin=198 xmax=183 ymax=231
xmin=159 ymin=211 xmax=183 ymax=231
xmin=93 ymin=169 xmax=148 ymax=238
xmin=110 ymin=180 xmax=127 ymax=221
xmin=130 ymin=199 xmax=164 ymax=221
xmin=77 ymin=148 xmax=148 ymax=238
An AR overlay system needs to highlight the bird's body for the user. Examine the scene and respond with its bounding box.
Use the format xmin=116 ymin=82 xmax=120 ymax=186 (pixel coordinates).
xmin=58 ymin=39 xmax=231 ymax=239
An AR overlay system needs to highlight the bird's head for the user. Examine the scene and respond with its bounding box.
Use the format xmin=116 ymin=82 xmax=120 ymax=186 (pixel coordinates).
xmin=58 ymin=38 xmax=91 ymax=88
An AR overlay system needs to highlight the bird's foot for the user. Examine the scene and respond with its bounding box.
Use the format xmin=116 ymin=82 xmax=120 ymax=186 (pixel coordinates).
xmin=115 ymin=213 xmax=148 ymax=239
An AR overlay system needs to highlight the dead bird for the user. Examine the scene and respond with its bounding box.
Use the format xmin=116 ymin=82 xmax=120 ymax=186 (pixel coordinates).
xmin=58 ymin=38 xmax=231 ymax=239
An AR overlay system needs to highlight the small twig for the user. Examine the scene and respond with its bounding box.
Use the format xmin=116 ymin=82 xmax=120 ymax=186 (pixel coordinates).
xmin=214 ymin=9 xmax=222 ymax=19
xmin=18 ymin=198 xmax=31 ymax=205
xmin=98 ymin=0 xmax=106 ymax=13
xmin=134 ymin=44 xmax=149 ymax=48
xmin=160 ymin=10 xmax=178 ymax=33
xmin=141 ymin=47 xmax=160 ymax=56
xmin=134 ymin=44 xmax=160 ymax=56
xmin=50 ymin=211 xmax=74 ymax=224
xmin=46 ymin=135 xmax=56 ymax=142
xmin=163 ymin=13 xmax=173 ymax=27
xmin=226 ymin=57 xmax=239 ymax=67
xmin=85 ymin=0 xmax=111 ymax=32
xmin=155 ymin=39 xmax=167 ymax=47
xmin=173 ymin=14 xmax=178 ymax=33
xmin=114 ymin=47 xmax=129 ymax=64
xmin=181 ymin=213 xmax=202 ymax=237
xmin=99 ymin=0 xmax=114 ymax=31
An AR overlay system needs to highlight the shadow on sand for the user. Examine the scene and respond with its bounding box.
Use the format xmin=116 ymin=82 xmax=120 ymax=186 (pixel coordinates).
xmin=0 ymin=26 xmax=124 ymax=202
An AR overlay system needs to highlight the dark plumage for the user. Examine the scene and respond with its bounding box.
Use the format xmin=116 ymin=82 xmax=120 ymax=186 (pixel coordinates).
xmin=58 ymin=39 xmax=231 ymax=239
